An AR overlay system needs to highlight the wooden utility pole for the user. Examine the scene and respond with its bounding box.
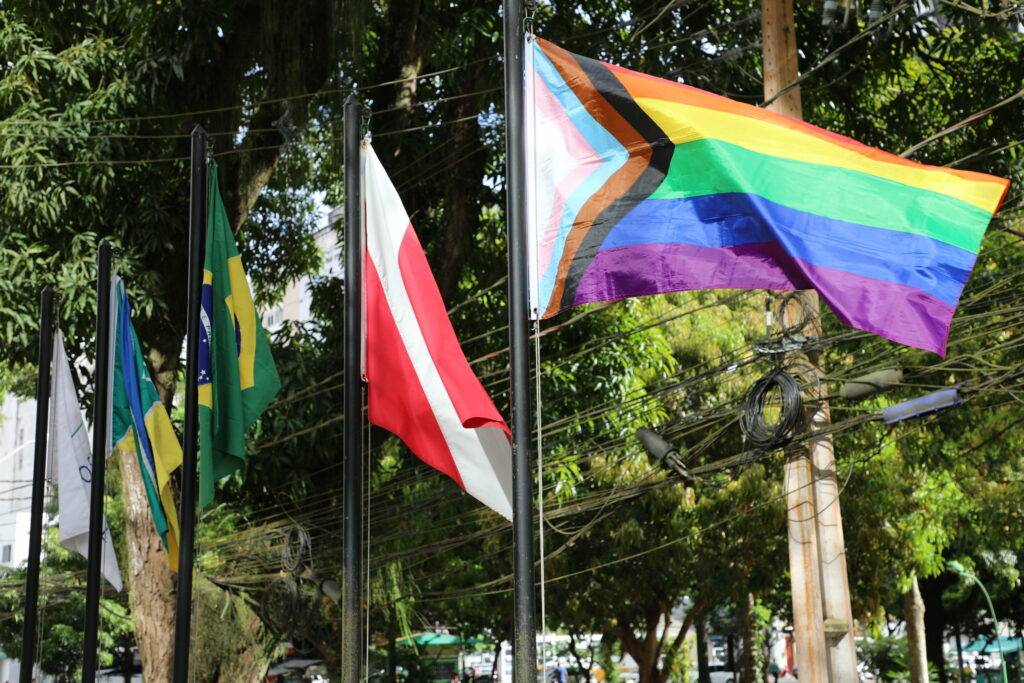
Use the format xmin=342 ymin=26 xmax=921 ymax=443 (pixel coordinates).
xmin=904 ymin=575 xmax=930 ymax=683
xmin=760 ymin=0 xmax=860 ymax=681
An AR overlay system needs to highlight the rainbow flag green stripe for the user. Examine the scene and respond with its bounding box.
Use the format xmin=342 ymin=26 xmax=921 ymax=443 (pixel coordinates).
xmin=650 ymin=138 xmax=994 ymax=253
xmin=526 ymin=37 xmax=1009 ymax=354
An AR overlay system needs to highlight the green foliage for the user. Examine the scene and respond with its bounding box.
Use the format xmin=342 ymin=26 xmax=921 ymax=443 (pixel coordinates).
xmin=0 ymin=0 xmax=342 ymax=386
xmin=0 ymin=525 xmax=132 ymax=681
xmin=749 ymin=600 xmax=772 ymax=679
xmin=858 ymin=635 xmax=940 ymax=682
xmin=189 ymin=578 xmax=284 ymax=682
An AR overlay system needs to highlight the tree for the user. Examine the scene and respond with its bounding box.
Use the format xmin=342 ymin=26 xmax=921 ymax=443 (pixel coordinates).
xmin=0 ymin=0 xmax=352 ymax=675
xmin=0 ymin=523 xmax=133 ymax=682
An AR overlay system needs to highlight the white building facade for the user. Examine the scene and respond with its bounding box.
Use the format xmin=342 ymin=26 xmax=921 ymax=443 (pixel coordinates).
xmin=263 ymin=212 xmax=343 ymax=331
xmin=0 ymin=391 xmax=40 ymax=682
xmin=0 ymin=392 xmax=38 ymax=571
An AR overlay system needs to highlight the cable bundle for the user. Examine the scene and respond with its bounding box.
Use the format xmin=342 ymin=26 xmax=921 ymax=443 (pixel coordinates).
xmin=740 ymin=369 xmax=803 ymax=449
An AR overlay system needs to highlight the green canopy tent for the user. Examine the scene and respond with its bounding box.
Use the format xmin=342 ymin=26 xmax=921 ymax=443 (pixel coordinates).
xmin=391 ymin=633 xmax=496 ymax=682
xmin=963 ymin=637 xmax=1022 ymax=683
xmin=965 ymin=637 xmax=1023 ymax=654
xmin=398 ymin=633 xmax=490 ymax=649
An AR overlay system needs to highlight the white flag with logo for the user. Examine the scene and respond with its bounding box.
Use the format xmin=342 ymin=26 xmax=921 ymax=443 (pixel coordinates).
xmin=49 ymin=331 xmax=123 ymax=591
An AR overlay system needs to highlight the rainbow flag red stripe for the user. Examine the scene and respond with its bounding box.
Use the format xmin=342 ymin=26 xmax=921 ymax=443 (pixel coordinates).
xmin=526 ymin=37 xmax=1009 ymax=355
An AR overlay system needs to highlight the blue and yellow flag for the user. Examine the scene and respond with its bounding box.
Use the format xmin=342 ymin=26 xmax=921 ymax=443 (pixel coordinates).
xmin=198 ymin=162 xmax=280 ymax=508
xmin=111 ymin=278 xmax=182 ymax=570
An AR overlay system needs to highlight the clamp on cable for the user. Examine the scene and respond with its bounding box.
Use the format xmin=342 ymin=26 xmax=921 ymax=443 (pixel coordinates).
xmin=753 ymin=292 xmax=813 ymax=356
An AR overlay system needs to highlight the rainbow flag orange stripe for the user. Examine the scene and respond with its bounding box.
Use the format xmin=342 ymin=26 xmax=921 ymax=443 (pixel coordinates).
xmin=526 ymin=37 xmax=1009 ymax=355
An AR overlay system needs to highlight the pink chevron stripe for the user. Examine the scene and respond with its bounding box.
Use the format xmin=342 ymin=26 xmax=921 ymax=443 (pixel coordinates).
xmin=532 ymin=68 xmax=601 ymax=279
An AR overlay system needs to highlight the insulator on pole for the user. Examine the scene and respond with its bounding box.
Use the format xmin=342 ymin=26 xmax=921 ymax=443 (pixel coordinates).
xmin=840 ymin=368 xmax=903 ymax=402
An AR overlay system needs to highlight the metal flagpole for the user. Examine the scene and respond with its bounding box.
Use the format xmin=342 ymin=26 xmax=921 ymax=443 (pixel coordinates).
xmin=502 ymin=1 xmax=539 ymax=680
xmin=173 ymin=125 xmax=209 ymax=683
xmin=341 ymin=93 xmax=364 ymax=683
xmin=82 ymin=240 xmax=113 ymax=681
xmin=20 ymin=286 xmax=54 ymax=683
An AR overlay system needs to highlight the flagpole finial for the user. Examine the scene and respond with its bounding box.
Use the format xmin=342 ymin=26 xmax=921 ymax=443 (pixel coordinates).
xmin=52 ymin=292 xmax=62 ymax=330
xmin=361 ymin=108 xmax=372 ymax=139
xmin=524 ymin=0 xmax=536 ymax=36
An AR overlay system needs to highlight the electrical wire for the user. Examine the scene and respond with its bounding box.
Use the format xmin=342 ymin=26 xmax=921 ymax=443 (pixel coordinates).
xmin=739 ymin=369 xmax=804 ymax=449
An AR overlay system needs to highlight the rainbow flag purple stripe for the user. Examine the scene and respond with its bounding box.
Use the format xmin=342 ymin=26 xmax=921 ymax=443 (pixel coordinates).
xmin=525 ymin=37 xmax=1009 ymax=355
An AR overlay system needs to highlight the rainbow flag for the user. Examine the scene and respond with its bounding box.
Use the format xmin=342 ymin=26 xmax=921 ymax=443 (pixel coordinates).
xmin=525 ymin=37 xmax=1009 ymax=355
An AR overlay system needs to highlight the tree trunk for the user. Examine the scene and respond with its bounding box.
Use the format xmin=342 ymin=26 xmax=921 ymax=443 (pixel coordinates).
xmin=569 ymin=633 xmax=594 ymax=682
xmin=434 ymin=44 xmax=491 ymax=302
xmin=904 ymin=574 xmax=929 ymax=683
xmin=739 ymin=594 xmax=756 ymax=683
xmin=624 ymin=639 xmax=657 ymax=683
xmin=372 ymin=0 xmax=427 ymax=144
xmin=117 ymin=449 xmax=176 ymax=681
xmin=617 ymin=618 xmax=665 ymax=683
xmin=188 ymin=577 xmax=281 ymax=682
xmin=696 ymin=617 xmax=712 ymax=683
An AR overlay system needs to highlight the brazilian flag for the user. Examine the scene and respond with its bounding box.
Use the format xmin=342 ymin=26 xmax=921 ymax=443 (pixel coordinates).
xmin=198 ymin=162 xmax=280 ymax=508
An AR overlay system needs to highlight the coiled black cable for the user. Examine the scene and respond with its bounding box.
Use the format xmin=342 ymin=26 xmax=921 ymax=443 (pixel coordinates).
xmin=740 ymin=369 xmax=803 ymax=449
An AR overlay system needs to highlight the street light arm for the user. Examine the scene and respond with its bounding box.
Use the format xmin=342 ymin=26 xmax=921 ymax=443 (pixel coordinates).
xmin=971 ymin=576 xmax=1009 ymax=683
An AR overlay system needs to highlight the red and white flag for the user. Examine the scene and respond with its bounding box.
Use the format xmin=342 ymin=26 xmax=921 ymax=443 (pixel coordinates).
xmin=363 ymin=142 xmax=513 ymax=519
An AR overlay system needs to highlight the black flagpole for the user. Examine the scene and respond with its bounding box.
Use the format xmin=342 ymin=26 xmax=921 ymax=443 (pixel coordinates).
xmin=82 ymin=239 xmax=113 ymax=681
xmin=341 ymin=93 xmax=364 ymax=683
xmin=502 ymin=0 xmax=539 ymax=680
xmin=173 ymin=124 xmax=208 ymax=683
xmin=20 ymin=286 xmax=54 ymax=683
